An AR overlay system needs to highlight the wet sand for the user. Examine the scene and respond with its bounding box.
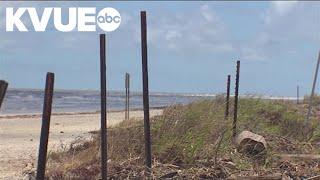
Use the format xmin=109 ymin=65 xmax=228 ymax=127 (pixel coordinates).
xmin=0 ymin=109 xmax=162 ymax=179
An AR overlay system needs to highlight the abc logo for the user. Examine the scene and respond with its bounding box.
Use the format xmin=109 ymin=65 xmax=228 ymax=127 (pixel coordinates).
xmin=97 ymin=7 xmax=121 ymax=32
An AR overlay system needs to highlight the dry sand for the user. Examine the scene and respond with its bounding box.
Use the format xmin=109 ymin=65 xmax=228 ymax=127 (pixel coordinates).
xmin=0 ymin=109 xmax=162 ymax=180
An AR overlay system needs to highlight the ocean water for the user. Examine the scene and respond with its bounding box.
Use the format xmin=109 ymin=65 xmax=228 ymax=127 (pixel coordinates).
xmin=0 ymin=89 xmax=214 ymax=115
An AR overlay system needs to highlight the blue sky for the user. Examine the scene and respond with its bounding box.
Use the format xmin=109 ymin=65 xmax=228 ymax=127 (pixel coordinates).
xmin=0 ymin=1 xmax=319 ymax=96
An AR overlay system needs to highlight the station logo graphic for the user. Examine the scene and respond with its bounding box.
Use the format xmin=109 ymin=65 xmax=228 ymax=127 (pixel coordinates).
xmin=6 ymin=7 xmax=121 ymax=32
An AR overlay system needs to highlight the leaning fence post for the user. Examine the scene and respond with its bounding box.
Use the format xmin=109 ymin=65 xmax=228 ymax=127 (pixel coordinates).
xmin=140 ymin=11 xmax=152 ymax=172
xmin=224 ymin=75 xmax=231 ymax=120
xmin=233 ymin=61 xmax=240 ymax=138
xmin=306 ymin=50 xmax=320 ymax=124
xmin=36 ymin=72 xmax=54 ymax=180
xmin=99 ymin=34 xmax=108 ymax=180
xmin=0 ymin=80 xmax=8 ymax=110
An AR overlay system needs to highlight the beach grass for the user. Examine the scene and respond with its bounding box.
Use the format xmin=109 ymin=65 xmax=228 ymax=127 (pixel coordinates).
xmin=45 ymin=96 xmax=320 ymax=179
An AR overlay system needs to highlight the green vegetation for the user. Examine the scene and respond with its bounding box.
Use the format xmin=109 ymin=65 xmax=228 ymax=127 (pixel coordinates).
xmin=304 ymin=94 xmax=320 ymax=106
xmin=46 ymin=96 xmax=320 ymax=179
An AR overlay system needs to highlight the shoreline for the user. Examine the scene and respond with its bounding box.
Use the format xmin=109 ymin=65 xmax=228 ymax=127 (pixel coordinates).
xmin=0 ymin=106 xmax=166 ymax=119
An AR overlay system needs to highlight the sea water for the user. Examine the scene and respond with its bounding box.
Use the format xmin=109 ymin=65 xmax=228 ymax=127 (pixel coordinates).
xmin=0 ymin=89 xmax=214 ymax=115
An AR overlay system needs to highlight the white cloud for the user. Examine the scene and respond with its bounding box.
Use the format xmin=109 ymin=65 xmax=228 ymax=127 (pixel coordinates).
xmin=119 ymin=12 xmax=132 ymax=26
xmin=139 ymin=4 xmax=234 ymax=54
xmin=240 ymin=47 xmax=267 ymax=62
xmin=1 ymin=2 xmax=318 ymax=63
xmin=272 ymin=1 xmax=298 ymax=15
xmin=0 ymin=3 xmax=235 ymax=57
xmin=200 ymin=4 xmax=219 ymax=23
xmin=264 ymin=1 xmax=298 ymax=24
xmin=241 ymin=1 xmax=320 ymax=61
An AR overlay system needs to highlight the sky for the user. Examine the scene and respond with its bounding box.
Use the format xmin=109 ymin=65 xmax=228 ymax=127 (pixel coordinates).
xmin=0 ymin=1 xmax=319 ymax=96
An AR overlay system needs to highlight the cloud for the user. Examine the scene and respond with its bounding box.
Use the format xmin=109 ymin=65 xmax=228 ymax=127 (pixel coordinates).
xmin=0 ymin=3 xmax=235 ymax=58
xmin=264 ymin=1 xmax=298 ymax=24
xmin=268 ymin=2 xmax=320 ymax=43
xmin=240 ymin=47 xmax=267 ymax=62
xmin=1 ymin=2 xmax=318 ymax=63
xmin=272 ymin=1 xmax=298 ymax=15
xmin=240 ymin=1 xmax=320 ymax=62
xmin=201 ymin=4 xmax=219 ymax=23
xmin=127 ymin=4 xmax=234 ymax=54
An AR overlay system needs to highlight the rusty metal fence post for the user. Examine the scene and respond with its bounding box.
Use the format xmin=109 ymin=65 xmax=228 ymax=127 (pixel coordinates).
xmin=140 ymin=11 xmax=152 ymax=171
xmin=232 ymin=61 xmax=240 ymax=138
xmin=36 ymin=72 xmax=54 ymax=180
xmin=0 ymin=80 xmax=8 ymax=110
xmin=125 ymin=73 xmax=128 ymax=121
xmin=297 ymin=85 xmax=299 ymax=104
xmin=99 ymin=34 xmax=108 ymax=180
xmin=125 ymin=73 xmax=130 ymax=121
xmin=224 ymin=75 xmax=231 ymax=120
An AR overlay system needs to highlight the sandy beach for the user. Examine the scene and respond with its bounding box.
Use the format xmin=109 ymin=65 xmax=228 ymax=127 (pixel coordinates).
xmin=0 ymin=109 xmax=162 ymax=179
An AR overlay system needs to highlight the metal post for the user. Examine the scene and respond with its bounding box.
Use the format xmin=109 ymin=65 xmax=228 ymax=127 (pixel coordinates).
xmin=306 ymin=51 xmax=320 ymax=124
xmin=140 ymin=11 xmax=152 ymax=171
xmin=297 ymin=85 xmax=299 ymax=104
xmin=125 ymin=73 xmax=130 ymax=121
xmin=0 ymin=80 xmax=8 ymax=110
xmin=233 ymin=61 xmax=240 ymax=138
xmin=99 ymin=34 xmax=107 ymax=180
xmin=306 ymin=51 xmax=320 ymax=121
xmin=36 ymin=72 xmax=54 ymax=180
xmin=224 ymin=75 xmax=231 ymax=120
xmin=125 ymin=73 xmax=128 ymax=121
xmin=127 ymin=73 xmax=130 ymax=120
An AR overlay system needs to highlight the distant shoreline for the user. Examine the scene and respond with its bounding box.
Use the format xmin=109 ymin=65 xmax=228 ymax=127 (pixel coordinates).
xmin=0 ymin=95 xmax=303 ymax=118
xmin=0 ymin=106 xmax=166 ymax=119
xmin=4 ymin=88 xmax=303 ymax=98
